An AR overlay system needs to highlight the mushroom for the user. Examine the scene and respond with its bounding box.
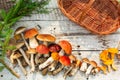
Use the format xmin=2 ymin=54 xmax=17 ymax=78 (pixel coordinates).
xmin=85 ymin=61 xmax=97 ymax=77
xmin=26 ymin=48 xmax=36 ymax=72
xmin=58 ymin=40 xmax=72 ymax=56
xmin=36 ymin=34 xmax=56 ymax=46
xmin=91 ymin=66 xmax=101 ymax=75
xmin=10 ymin=52 xmax=27 ymax=75
xmin=80 ymin=58 xmax=90 ymax=72
xmin=68 ymin=60 xmax=81 ymax=76
xmin=100 ymin=66 xmax=107 ymax=74
xmin=14 ymin=42 xmax=31 ymax=66
xmin=36 ymin=34 xmax=56 ymax=57
xmin=39 ymin=52 xmax=60 ymax=70
xmin=35 ymin=44 xmax=49 ymax=65
xmin=41 ymin=66 xmax=48 ymax=76
xmin=48 ymin=43 xmax=61 ymax=53
xmin=59 ymin=56 xmax=71 ymax=66
xmin=24 ymin=28 xmax=39 ymax=49
xmin=14 ymin=26 xmax=29 ymax=49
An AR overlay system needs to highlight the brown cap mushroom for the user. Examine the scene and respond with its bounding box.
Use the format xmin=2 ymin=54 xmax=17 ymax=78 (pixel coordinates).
xmin=26 ymin=48 xmax=36 ymax=54
xmin=48 ymin=43 xmax=61 ymax=52
xmin=58 ymin=40 xmax=72 ymax=55
xmin=14 ymin=27 xmax=26 ymax=35
xmin=36 ymin=34 xmax=56 ymax=42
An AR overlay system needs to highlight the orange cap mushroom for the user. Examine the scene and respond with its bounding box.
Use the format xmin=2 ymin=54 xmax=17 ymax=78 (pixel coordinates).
xmin=36 ymin=44 xmax=49 ymax=54
xmin=58 ymin=40 xmax=72 ymax=55
xmin=59 ymin=56 xmax=71 ymax=66
xmin=24 ymin=28 xmax=38 ymax=39
xmin=51 ymin=52 xmax=60 ymax=61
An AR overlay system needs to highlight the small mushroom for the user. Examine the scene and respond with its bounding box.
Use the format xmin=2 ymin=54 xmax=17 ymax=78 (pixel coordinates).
xmin=14 ymin=26 xmax=29 ymax=49
xmin=80 ymin=58 xmax=90 ymax=72
xmin=35 ymin=44 xmax=49 ymax=65
xmin=48 ymin=43 xmax=61 ymax=53
xmin=36 ymin=34 xmax=56 ymax=57
xmin=59 ymin=56 xmax=71 ymax=66
xmin=58 ymin=40 xmax=72 ymax=56
xmin=85 ymin=61 xmax=97 ymax=77
xmin=41 ymin=66 xmax=48 ymax=76
xmin=100 ymin=66 xmax=107 ymax=74
xmin=91 ymin=66 xmax=101 ymax=75
xmin=10 ymin=52 xmax=27 ymax=75
xmin=24 ymin=28 xmax=39 ymax=49
xmin=15 ymin=42 xmax=31 ymax=66
xmin=36 ymin=34 xmax=56 ymax=46
xmin=39 ymin=52 xmax=60 ymax=70
xmin=26 ymin=48 xmax=36 ymax=72
xmin=69 ymin=60 xmax=81 ymax=76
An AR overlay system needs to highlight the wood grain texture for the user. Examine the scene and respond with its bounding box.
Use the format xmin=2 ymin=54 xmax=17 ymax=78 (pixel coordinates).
xmin=0 ymin=0 xmax=120 ymax=80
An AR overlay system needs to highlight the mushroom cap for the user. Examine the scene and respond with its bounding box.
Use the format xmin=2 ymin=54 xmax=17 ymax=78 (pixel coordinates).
xmin=10 ymin=52 xmax=22 ymax=63
xmin=24 ymin=28 xmax=38 ymax=39
xmin=14 ymin=26 xmax=26 ymax=35
xmin=107 ymin=48 xmax=118 ymax=54
xmin=26 ymin=48 xmax=36 ymax=54
xmin=36 ymin=44 xmax=49 ymax=54
xmin=59 ymin=56 xmax=71 ymax=66
xmin=90 ymin=61 xmax=97 ymax=67
xmin=16 ymin=42 xmax=25 ymax=49
xmin=82 ymin=58 xmax=90 ymax=63
xmin=58 ymin=40 xmax=72 ymax=55
xmin=51 ymin=52 xmax=60 ymax=60
xmin=36 ymin=34 xmax=56 ymax=42
xmin=48 ymin=43 xmax=61 ymax=52
xmin=69 ymin=55 xmax=76 ymax=61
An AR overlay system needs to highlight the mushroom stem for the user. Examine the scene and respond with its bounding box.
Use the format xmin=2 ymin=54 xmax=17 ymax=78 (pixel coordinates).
xmin=35 ymin=54 xmax=42 ymax=64
xmin=29 ymin=37 xmax=39 ymax=49
xmin=107 ymin=65 xmax=111 ymax=72
xmin=52 ymin=64 xmax=64 ymax=75
xmin=85 ymin=65 xmax=93 ymax=76
xmin=59 ymin=49 xmax=65 ymax=56
xmin=63 ymin=67 xmax=73 ymax=79
xmin=31 ymin=54 xmax=35 ymax=72
xmin=43 ymin=41 xmax=48 ymax=46
xmin=19 ymin=48 xmax=31 ymax=66
xmin=80 ymin=62 xmax=87 ymax=72
xmin=17 ymin=59 xmax=27 ymax=75
xmin=39 ymin=57 xmax=54 ymax=70
xmin=0 ymin=59 xmax=20 ymax=78
xmin=48 ymin=61 xmax=58 ymax=71
xmin=69 ymin=67 xmax=78 ymax=76
xmin=21 ymin=33 xmax=30 ymax=50
xmin=111 ymin=63 xmax=117 ymax=71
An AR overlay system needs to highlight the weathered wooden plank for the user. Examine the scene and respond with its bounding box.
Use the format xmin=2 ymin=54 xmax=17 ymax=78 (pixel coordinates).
xmin=20 ymin=8 xmax=67 ymax=21
xmin=13 ymin=21 xmax=120 ymax=50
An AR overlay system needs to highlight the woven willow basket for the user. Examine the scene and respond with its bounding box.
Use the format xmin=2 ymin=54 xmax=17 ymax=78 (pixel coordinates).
xmin=58 ymin=0 xmax=120 ymax=34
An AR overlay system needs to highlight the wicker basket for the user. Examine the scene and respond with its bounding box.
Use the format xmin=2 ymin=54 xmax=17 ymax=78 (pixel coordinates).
xmin=58 ymin=0 xmax=120 ymax=34
xmin=0 ymin=0 xmax=14 ymax=11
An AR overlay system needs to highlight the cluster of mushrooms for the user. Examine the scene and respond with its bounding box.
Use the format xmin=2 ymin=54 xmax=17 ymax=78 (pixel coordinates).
xmin=7 ymin=26 xmax=107 ymax=79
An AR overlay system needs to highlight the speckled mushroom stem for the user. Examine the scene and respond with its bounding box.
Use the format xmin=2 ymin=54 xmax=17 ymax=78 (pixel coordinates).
xmin=17 ymin=59 xmax=27 ymax=75
xmin=31 ymin=54 xmax=35 ymax=72
xmin=19 ymin=48 xmax=31 ymax=66
xmin=0 ymin=59 xmax=20 ymax=78
xmin=21 ymin=33 xmax=30 ymax=50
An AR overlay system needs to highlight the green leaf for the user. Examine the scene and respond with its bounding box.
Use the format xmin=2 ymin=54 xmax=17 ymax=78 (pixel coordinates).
xmin=0 ymin=9 xmax=6 ymax=20
xmin=0 ymin=66 xmax=4 ymax=72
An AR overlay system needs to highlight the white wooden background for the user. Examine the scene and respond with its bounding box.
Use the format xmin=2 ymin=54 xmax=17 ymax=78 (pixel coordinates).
xmin=0 ymin=0 xmax=120 ymax=80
